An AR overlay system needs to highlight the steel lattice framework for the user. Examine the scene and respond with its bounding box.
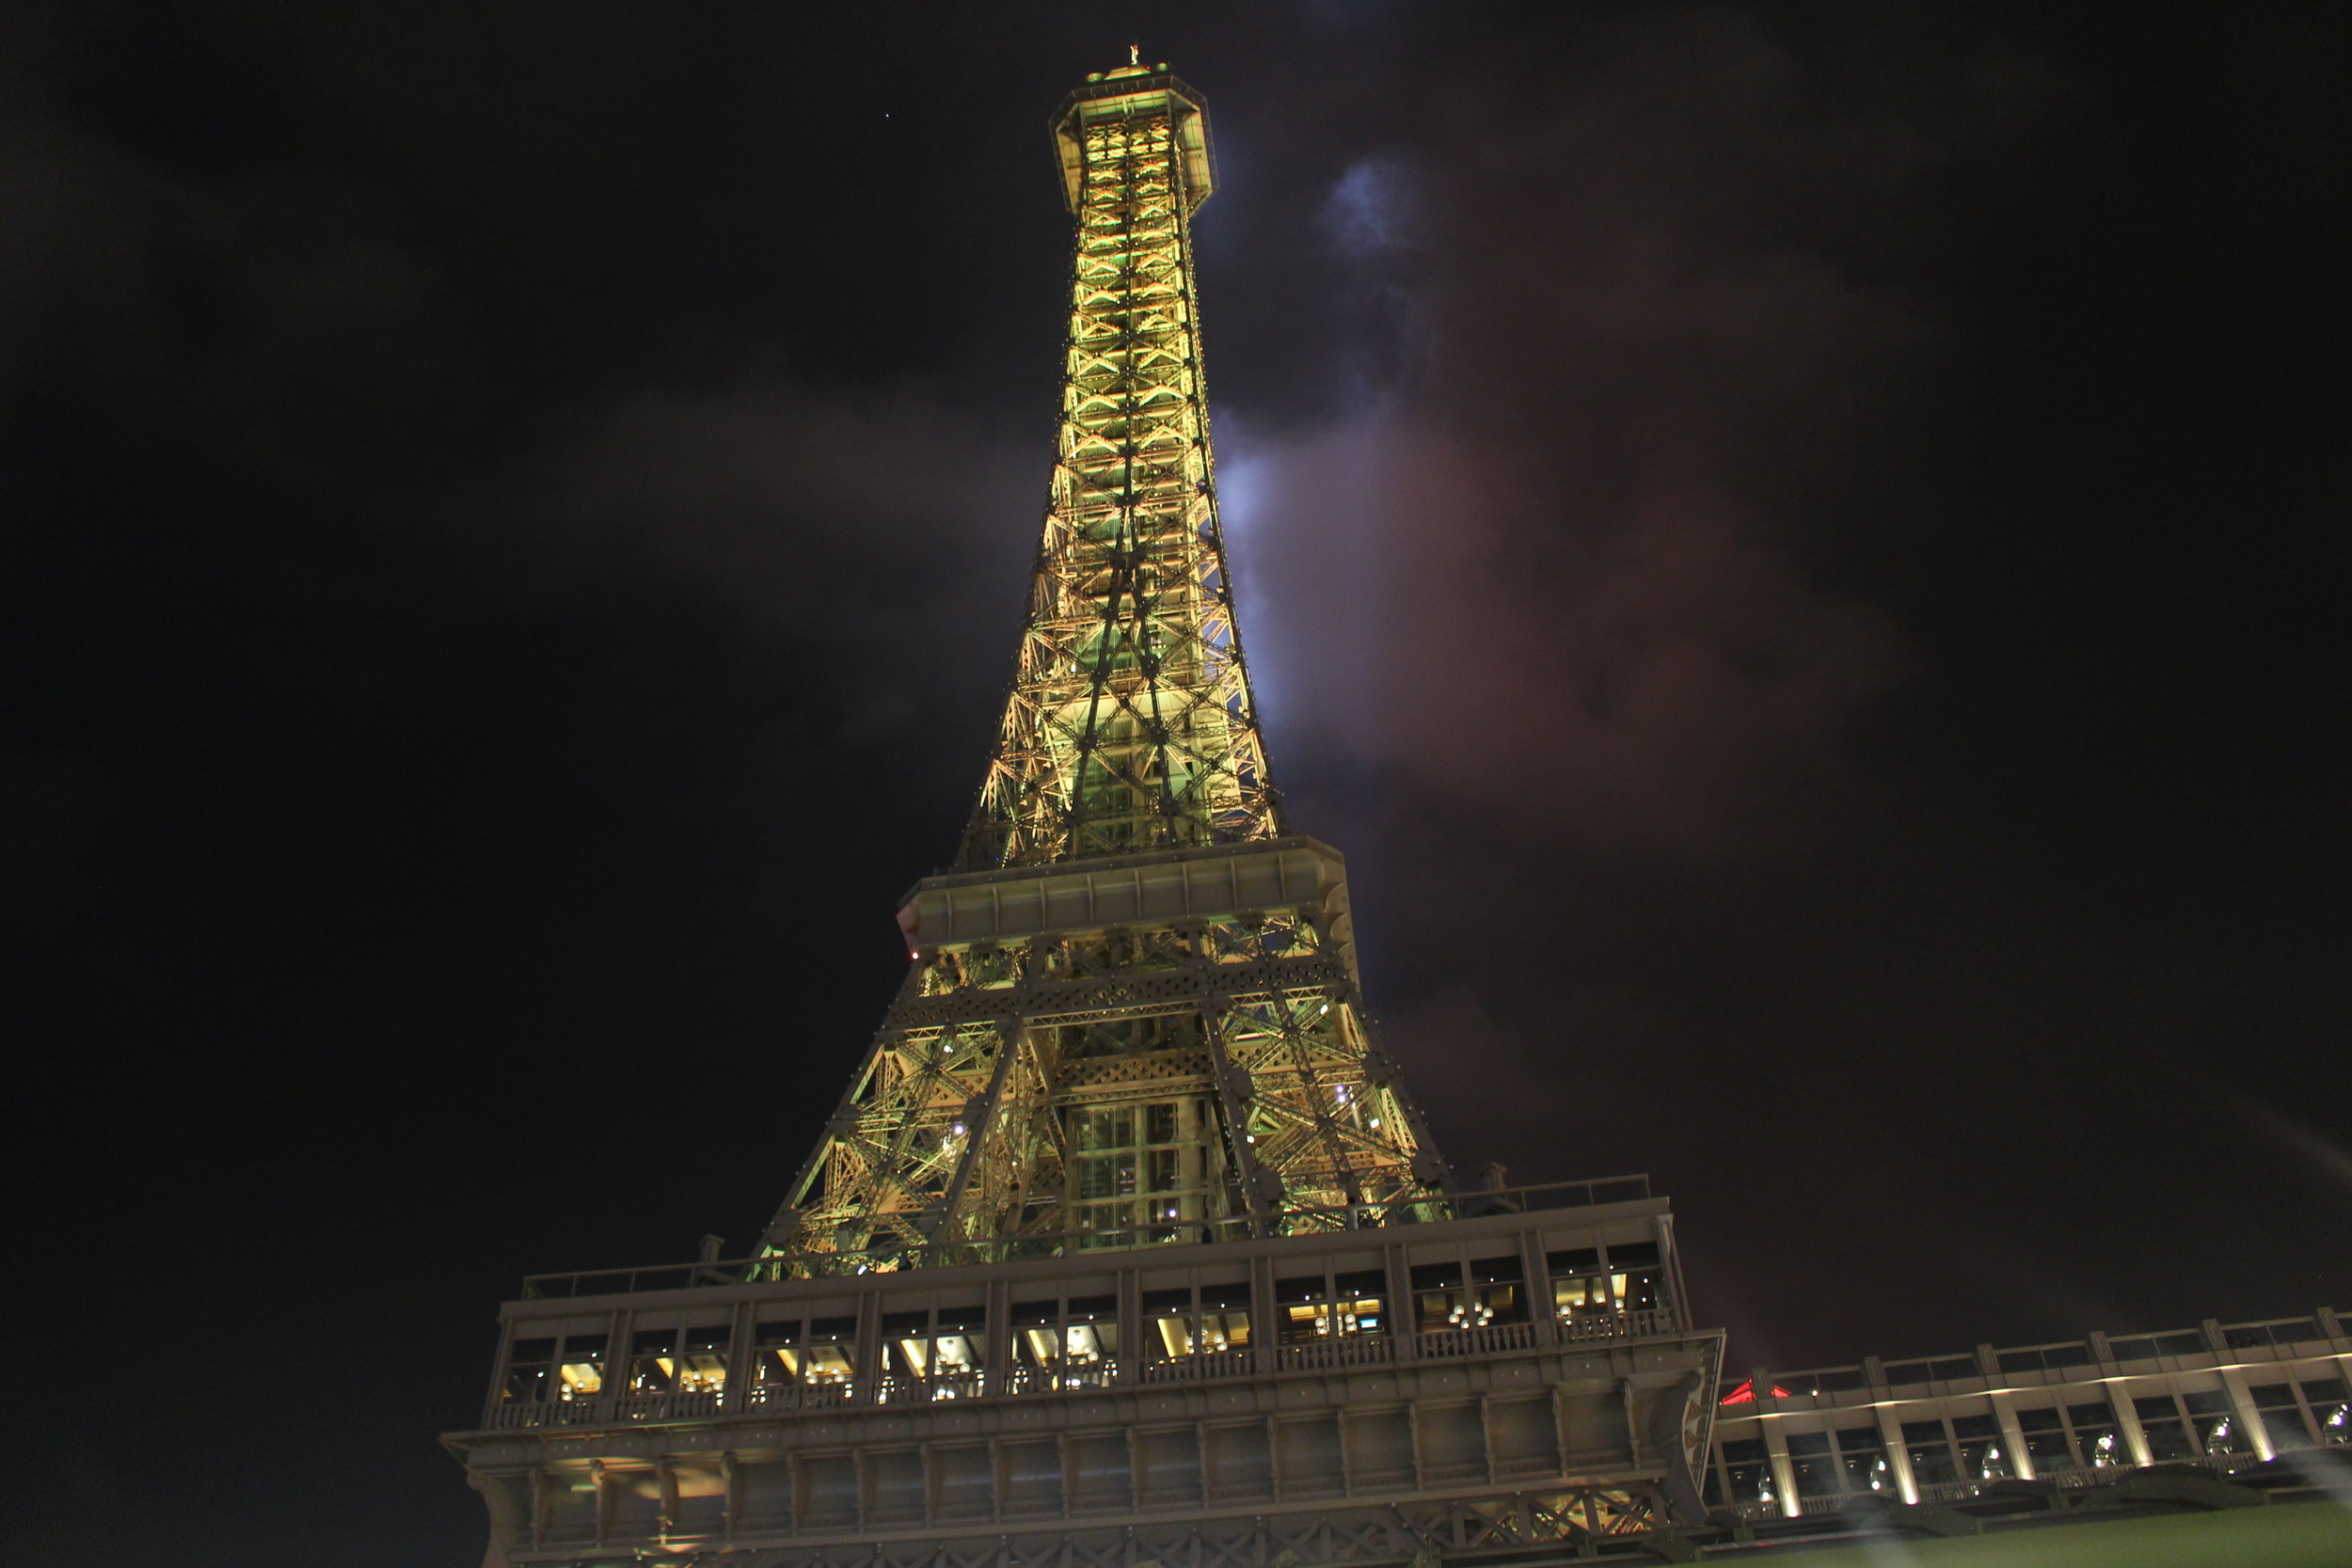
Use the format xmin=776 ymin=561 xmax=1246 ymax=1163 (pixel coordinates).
xmin=760 ymin=65 xmax=1444 ymax=1278
xmin=450 ymin=64 xmax=1728 ymax=1568
xmin=958 ymin=69 xmax=1275 ymax=871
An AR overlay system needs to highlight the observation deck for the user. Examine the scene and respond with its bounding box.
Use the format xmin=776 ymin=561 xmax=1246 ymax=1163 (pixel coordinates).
xmin=445 ymin=1180 xmax=1723 ymax=1566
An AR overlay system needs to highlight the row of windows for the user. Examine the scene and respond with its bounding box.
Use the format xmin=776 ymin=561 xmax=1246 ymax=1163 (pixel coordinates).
xmin=501 ymin=1241 xmax=1668 ymax=1402
xmin=1708 ymin=1377 xmax=2352 ymax=1505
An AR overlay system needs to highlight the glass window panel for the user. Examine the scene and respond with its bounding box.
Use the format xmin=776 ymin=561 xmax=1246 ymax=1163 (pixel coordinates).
xmin=1281 ymin=1304 xmax=1325 ymax=1344
xmin=1902 ymin=1420 xmax=1959 ymax=1485
xmin=801 ymin=1321 xmax=855 ymax=1385
xmin=1276 ymin=1275 xmax=1321 ymax=1306
xmin=627 ymin=1327 xmax=677 ymax=1392
xmin=2067 ymin=1403 xmax=2126 ymax=1469
xmin=1951 ymin=1415 xmax=2010 ymax=1481
xmin=2191 ymin=1408 xmax=2248 ymax=1454
xmin=1606 ymin=1241 xmax=1661 ymax=1269
xmin=2135 ymin=1398 xmax=2196 ymax=1461
xmin=1146 ymin=1102 xmax=1178 ymax=1143
xmin=802 ymin=1342 xmax=853 ymax=1383
xmin=2302 ymin=1379 xmax=2349 ymax=1441
xmin=1473 ymin=1281 xmax=1524 ymax=1324
xmin=1809 ymin=1368 xmax=1867 ymax=1393
xmin=1200 ymin=1307 xmax=1248 ymax=1351
xmin=2140 ymin=1419 xmax=2196 ymax=1461
xmin=2256 ymin=1407 xmax=2313 ymax=1449
xmin=503 ymin=1338 xmax=555 ymax=1402
xmin=1786 ymin=1432 xmax=1838 ymax=1497
xmin=1075 ymin=1153 xmax=1136 ymax=1198
xmin=557 ymin=1335 xmax=607 ymax=1399
xmin=678 ymin=1350 xmax=726 ymax=1391
xmin=1554 ymin=1274 xmax=1616 ymax=1318
xmin=1721 ymin=1439 xmax=1772 ymax=1505
xmin=2025 ymin=1429 xmax=2076 ymax=1471
xmin=753 ymin=1321 xmax=802 ymax=1382
xmin=1146 ymin=1148 xmax=1182 ymax=1191
xmin=1547 ymin=1247 xmax=1601 ymax=1275
xmin=1835 ymin=1428 xmax=1892 ymax=1493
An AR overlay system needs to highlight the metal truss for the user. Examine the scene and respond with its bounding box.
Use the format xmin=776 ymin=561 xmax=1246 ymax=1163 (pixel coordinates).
xmin=959 ymin=70 xmax=1278 ymax=871
xmin=763 ymin=906 xmax=1442 ymax=1270
xmin=760 ymin=70 xmax=1442 ymax=1275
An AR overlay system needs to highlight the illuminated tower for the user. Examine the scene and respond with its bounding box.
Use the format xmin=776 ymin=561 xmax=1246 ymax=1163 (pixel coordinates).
xmin=760 ymin=60 xmax=1439 ymax=1276
xmin=448 ymin=60 xmax=1724 ymax=1568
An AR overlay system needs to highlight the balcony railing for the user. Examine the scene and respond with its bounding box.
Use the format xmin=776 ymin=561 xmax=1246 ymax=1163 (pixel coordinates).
xmin=1420 ymin=1321 xmax=1539 ymax=1358
xmin=1562 ymin=1307 xmax=1676 ymax=1344
xmin=1137 ymin=1347 xmax=1260 ymax=1384
xmin=1271 ymin=1334 xmax=1398 ymax=1371
xmin=1724 ymin=1308 xmax=2344 ymax=1411
xmin=519 ymin=1176 xmax=1657 ymax=1298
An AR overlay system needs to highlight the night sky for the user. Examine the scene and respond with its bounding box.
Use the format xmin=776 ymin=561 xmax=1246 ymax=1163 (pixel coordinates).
xmin=6 ymin=5 xmax=2347 ymax=1564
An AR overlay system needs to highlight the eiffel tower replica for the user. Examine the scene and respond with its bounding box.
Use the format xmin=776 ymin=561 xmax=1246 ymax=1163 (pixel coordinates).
xmin=449 ymin=57 xmax=1724 ymax=1568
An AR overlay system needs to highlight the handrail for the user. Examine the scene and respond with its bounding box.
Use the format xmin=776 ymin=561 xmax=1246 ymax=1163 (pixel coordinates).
xmin=519 ymin=1175 xmax=1656 ymax=1299
xmin=1725 ymin=1307 xmax=2346 ymax=1402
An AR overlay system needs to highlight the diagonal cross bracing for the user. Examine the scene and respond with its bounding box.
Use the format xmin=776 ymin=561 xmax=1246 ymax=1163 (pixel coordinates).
xmin=960 ymin=72 xmax=1278 ymax=872
xmin=759 ymin=69 xmax=1444 ymax=1277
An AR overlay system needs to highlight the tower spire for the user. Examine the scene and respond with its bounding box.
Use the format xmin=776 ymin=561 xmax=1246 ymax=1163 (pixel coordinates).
xmin=959 ymin=63 xmax=1279 ymax=871
xmin=759 ymin=64 xmax=1442 ymax=1278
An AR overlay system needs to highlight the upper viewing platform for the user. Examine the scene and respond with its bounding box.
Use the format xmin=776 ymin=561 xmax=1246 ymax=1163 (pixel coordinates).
xmin=1053 ymin=55 xmax=1215 ymax=212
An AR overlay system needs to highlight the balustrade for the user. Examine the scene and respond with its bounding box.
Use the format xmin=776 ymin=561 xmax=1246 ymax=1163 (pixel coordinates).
xmin=1418 ymin=1321 xmax=1537 ymax=1358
